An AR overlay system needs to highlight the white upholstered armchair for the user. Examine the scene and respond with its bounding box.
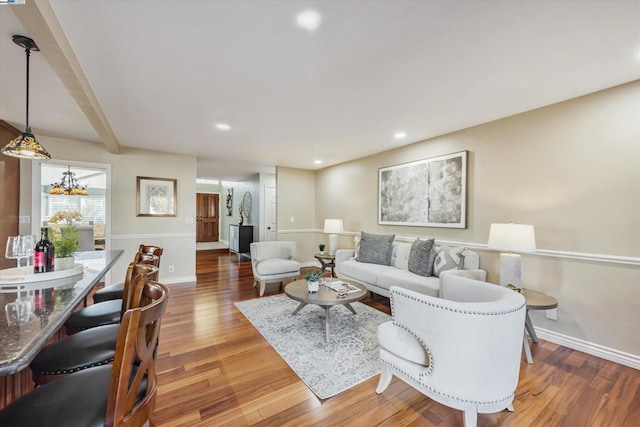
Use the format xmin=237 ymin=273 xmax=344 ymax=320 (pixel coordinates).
xmin=376 ymin=275 xmax=526 ymax=427
xmin=249 ymin=241 xmax=300 ymax=296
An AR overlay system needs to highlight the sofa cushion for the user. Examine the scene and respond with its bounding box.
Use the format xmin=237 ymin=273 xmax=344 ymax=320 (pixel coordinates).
xmin=433 ymin=246 xmax=465 ymax=277
xmin=339 ymin=259 xmax=395 ymax=285
xmin=255 ymin=259 xmax=299 ymax=276
xmin=377 ymin=321 xmax=429 ymax=367
xmin=356 ymin=231 xmax=395 ymax=265
xmin=408 ymin=238 xmax=435 ymax=277
xmin=377 ymin=269 xmax=440 ymax=297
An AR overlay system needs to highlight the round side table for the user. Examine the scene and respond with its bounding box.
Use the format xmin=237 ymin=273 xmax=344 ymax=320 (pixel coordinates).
xmin=520 ymin=288 xmax=558 ymax=363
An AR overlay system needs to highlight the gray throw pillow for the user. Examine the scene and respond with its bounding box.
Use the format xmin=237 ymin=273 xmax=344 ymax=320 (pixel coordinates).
xmin=356 ymin=231 xmax=395 ymax=265
xmin=408 ymin=238 xmax=435 ymax=277
xmin=427 ymin=246 xmax=437 ymax=276
xmin=433 ymin=246 xmax=466 ymax=277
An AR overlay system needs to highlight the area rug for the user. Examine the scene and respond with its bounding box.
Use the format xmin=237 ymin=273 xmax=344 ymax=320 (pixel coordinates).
xmin=234 ymin=294 xmax=390 ymax=399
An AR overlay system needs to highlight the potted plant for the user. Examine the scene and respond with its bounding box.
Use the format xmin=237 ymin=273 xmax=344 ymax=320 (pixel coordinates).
xmin=303 ymin=270 xmax=322 ymax=293
xmin=49 ymin=210 xmax=82 ymax=270
xmin=318 ymin=243 xmax=326 ymax=254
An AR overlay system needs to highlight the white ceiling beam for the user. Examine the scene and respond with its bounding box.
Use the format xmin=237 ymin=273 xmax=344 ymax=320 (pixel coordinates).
xmin=11 ymin=0 xmax=121 ymax=154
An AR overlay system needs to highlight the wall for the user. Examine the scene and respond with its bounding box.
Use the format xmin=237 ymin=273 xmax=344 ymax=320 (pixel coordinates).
xmin=220 ymin=175 xmax=261 ymax=243
xmin=20 ymin=136 xmax=197 ymax=285
xmin=279 ymin=81 xmax=640 ymax=366
xmin=276 ymin=167 xmax=318 ymax=257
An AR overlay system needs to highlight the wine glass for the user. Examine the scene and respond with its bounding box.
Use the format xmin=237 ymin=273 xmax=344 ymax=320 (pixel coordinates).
xmin=5 ymin=235 xmax=35 ymax=268
xmin=20 ymin=235 xmax=35 ymax=267
xmin=5 ymin=236 xmax=20 ymax=267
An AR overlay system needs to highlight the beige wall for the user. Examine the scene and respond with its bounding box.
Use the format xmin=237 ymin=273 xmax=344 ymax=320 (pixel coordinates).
xmin=278 ymin=81 xmax=640 ymax=363
xmin=21 ymin=136 xmax=197 ymax=285
xmin=276 ymin=167 xmax=319 ymax=256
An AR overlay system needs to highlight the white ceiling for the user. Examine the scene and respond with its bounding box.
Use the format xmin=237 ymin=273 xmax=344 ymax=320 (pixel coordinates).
xmin=1 ymin=1 xmax=639 ymax=181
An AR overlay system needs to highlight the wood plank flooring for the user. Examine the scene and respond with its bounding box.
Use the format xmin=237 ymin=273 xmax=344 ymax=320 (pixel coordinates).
xmin=152 ymin=249 xmax=640 ymax=426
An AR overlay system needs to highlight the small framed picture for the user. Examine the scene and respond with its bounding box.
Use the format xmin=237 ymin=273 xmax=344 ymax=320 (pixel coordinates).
xmin=136 ymin=176 xmax=177 ymax=217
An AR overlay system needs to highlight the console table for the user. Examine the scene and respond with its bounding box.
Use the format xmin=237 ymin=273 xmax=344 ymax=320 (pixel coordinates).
xmin=229 ymin=225 xmax=253 ymax=255
xmin=0 ymin=249 xmax=123 ymax=408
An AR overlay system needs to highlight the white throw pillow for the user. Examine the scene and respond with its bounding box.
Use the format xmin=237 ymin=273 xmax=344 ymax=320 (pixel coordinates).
xmin=433 ymin=246 xmax=466 ymax=277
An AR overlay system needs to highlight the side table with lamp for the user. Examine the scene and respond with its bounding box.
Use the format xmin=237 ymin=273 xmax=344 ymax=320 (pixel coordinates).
xmin=488 ymin=223 xmax=559 ymax=363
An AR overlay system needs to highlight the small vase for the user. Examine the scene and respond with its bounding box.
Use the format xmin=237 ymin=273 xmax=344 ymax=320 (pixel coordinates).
xmin=55 ymin=256 xmax=75 ymax=271
xmin=238 ymin=215 xmax=244 ymax=225
xmin=307 ymin=280 xmax=319 ymax=293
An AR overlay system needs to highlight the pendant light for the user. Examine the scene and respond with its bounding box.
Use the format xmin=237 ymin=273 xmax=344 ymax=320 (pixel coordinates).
xmin=50 ymin=165 xmax=89 ymax=196
xmin=1 ymin=35 xmax=51 ymax=160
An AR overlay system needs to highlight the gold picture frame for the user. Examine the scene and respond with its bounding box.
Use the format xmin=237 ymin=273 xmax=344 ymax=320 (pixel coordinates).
xmin=136 ymin=176 xmax=177 ymax=217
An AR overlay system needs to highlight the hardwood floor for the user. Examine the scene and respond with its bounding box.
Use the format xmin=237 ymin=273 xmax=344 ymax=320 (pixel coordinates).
xmin=153 ymin=249 xmax=640 ymax=426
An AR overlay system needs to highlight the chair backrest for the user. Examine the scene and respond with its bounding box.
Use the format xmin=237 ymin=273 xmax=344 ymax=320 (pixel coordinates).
xmin=390 ymin=276 xmax=526 ymax=404
xmin=105 ymin=276 xmax=169 ymax=427
xmin=249 ymin=241 xmax=297 ymax=263
xmin=122 ymin=262 xmax=159 ymax=316
xmin=133 ymin=252 xmax=161 ymax=268
xmin=138 ymin=244 xmax=164 ymax=266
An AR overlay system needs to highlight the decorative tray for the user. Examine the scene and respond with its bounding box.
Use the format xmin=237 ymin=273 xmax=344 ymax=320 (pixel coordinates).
xmin=0 ymin=264 xmax=84 ymax=285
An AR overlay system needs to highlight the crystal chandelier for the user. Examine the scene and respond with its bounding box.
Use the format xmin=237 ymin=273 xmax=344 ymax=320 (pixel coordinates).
xmin=50 ymin=166 xmax=89 ymax=196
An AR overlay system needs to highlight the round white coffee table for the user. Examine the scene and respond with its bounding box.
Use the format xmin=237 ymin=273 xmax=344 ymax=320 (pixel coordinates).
xmin=284 ymin=279 xmax=367 ymax=342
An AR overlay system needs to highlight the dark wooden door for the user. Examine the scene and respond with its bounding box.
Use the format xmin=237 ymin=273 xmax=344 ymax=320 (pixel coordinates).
xmin=0 ymin=121 xmax=20 ymax=269
xmin=196 ymin=193 xmax=219 ymax=242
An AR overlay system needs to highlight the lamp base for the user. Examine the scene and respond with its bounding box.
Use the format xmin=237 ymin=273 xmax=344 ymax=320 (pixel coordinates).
xmin=328 ymin=234 xmax=338 ymax=255
xmin=500 ymin=253 xmax=521 ymax=286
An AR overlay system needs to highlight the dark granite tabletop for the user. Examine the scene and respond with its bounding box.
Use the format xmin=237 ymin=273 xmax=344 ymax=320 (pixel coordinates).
xmin=0 ymin=250 xmax=123 ymax=375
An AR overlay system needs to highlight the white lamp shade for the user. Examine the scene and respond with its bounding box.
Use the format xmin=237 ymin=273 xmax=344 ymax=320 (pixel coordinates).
xmin=323 ymin=219 xmax=343 ymax=234
xmin=487 ymin=223 xmax=536 ymax=253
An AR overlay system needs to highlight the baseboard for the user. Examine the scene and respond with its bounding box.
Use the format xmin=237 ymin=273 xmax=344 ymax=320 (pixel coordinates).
xmin=161 ymin=275 xmax=197 ymax=285
xmin=535 ymin=327 xmax=640 ymax=370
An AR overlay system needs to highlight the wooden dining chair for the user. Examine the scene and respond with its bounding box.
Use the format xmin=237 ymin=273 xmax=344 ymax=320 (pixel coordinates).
xmin=30 ymin=262 xmax=159 ymax=385
xmin=0 ymin=276 xmax=169 ymax=427
xmin=93 ymin=245 xmax=163 ymax=303
xmin=64 ymin=254 xmax=160 ymax=334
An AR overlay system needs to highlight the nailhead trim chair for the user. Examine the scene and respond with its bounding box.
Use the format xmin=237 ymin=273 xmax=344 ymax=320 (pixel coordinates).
xmin=376 ymin=276 xmax=526 ymax=427
xmin=0 ymin=277 xmax=169 ymax=427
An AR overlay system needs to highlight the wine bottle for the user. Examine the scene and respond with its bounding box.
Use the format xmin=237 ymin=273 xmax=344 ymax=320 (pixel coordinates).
xmin=34 ymin=227 xmax=55 ymax=273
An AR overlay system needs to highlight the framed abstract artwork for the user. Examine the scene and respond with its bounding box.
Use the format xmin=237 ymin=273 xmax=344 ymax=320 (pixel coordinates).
xmin=226 ymin=188 xmax=233 ymax=216
xmin=378 ymin=151 xmax=467 ymax=228
xmin=136 ymin=176 xmax=177 ymax=217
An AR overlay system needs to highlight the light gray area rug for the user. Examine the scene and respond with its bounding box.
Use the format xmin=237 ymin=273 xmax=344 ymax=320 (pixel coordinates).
xmin=234 ymin=293 xmax=390 ymax=399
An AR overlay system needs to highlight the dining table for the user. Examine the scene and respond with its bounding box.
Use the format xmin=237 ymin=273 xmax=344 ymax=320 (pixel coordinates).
xmin=0 ymin=249 xmax=123 ymax=408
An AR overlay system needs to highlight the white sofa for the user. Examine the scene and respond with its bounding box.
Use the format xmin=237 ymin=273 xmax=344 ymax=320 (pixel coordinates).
xmin=335 ymin=240 xmax=486 ymax=298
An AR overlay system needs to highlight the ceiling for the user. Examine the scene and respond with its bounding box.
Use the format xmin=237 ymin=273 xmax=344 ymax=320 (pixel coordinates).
xmin=1 ymin=1 xmax=639 ymax=182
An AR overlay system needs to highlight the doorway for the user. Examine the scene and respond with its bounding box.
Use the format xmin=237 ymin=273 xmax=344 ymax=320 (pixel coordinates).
xmin=34 ymin=162 xmax=110 ymax=251
xmin=196 ymin=193 xmax=219 ymax=242
xmin=265 ymin=186 xmax=276 ymax=241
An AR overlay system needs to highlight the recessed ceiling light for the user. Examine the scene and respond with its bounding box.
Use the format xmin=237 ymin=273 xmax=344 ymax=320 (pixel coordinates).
xmin=296 ymin=10 xmax=322 ymax=31
xmin=394 ymin=132 xmax=407 ymax=139
xmin=314 ymin=160 xmax=323 ymax=165
xmin=216 ymin=123 xmax=231 ymax=130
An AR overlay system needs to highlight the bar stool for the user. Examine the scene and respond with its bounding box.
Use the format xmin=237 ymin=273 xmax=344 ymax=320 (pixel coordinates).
xmin=93 ymin=244 xmax=163 ymax=303
xmin=30 ymin=263 xmax=159 ymax=385
xmin=64 ymin=255 xmax=159 ymax=334
xmin=0 ymin=277 xmax=169 ymax=427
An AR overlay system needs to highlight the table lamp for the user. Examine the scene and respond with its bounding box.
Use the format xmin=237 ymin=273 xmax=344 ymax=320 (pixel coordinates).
xmin=487 ymin=223 xmax=536 ymax=286
xmin=323 ymin=219 xmax=343 ymax=256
